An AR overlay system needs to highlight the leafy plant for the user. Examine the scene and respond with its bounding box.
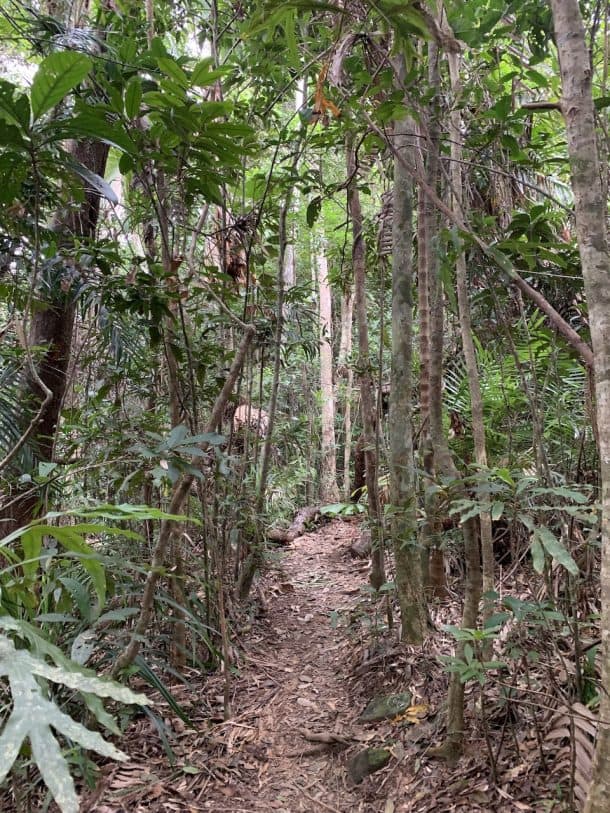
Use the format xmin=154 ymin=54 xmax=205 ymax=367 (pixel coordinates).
xmin=441 ymin=625 xmax=506 ymax=685
xmin=448 ymin=469 xmax=596 ymax=576
xmin=320 ymin=501 xmax=365 ymax=517
xmin=0 ymin=617 xmax=149 ymax=813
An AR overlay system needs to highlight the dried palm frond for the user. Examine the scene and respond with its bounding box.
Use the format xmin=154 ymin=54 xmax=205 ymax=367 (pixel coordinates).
xmin=544 ymin=702 xmax=596 ymax=809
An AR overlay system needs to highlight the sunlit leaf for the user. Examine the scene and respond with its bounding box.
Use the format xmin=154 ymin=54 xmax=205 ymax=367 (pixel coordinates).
xmin=31 ymin=52 xmax=92 ymax=121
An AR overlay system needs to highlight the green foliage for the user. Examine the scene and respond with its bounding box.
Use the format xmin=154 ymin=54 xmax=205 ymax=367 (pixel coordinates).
xmin=448 ymin=469 xmax=596 ymax=577
xmin=0 ymin=618 xmax=149 ymax=813
xmin=131 ymin=425 xmax=227 ymax=485
xmin=440 ymin=625 xmax=506 ymax=685
xmin=30 ymin=52 xmax=93 ymax=121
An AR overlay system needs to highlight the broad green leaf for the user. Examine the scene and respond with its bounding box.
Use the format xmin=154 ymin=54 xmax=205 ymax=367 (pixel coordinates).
xmin=458 ymin=503 xmax=484 ymax=523
xmin=515 ymin=476 xmax=538 ymax=496
xmin=163 ymin=423 xmax=190 ymax=450
xmin=518 ymin=513 xmax=535 ymax=531
xmin=536 ymin=527 xmax=579 ymax=575
xmin=532 ymin=486 xmax=588 ymax=504
xmin=484 ymin=611 xmax=510 ymax=628
xmin=157 ymin=56 xmax=189 ymax=88
xmin=283 ymin=9 xmax=300 ymax=68
xmin=594 ymin=95 xmax=610 ymax=111
xmin=124 ymin=76 xmax=142 ymax=119
xmin=64 ymin=158 xmax=119 ymax=204
xmin=29 ymin=525 xmax=106 ymax=609
xmin=494 ymin=468 xmax=514 ymax=487
xmin=31 ymin=51 xmax=92 ymax=121
xmin=0 ymin=80 xmax=30 ymax=129
xmin=58 ymin=576 xmax=94 ymax=623
xmin=491 ymin=501 xmax=504 ymax=521
xmin=20 ymin=528 xmax=43 ymax=578
xmin=176 ymin=445 xmax=206 ymax=457
xmin=320 ymin=503 xmax=349 ymax=515
xmin=66 ymin=504 xmax=192 ymax=522
xmin=48 ymin=110 xmax=135 ymax=154
xmin=306 ymin=196 xmax=322 ymax=228
xmin=36 ymin=613 xmax=79 ymax=624
xmin=96 ymin=607 xmax=139 ymax=624
xmin=0 ymin=120 xmax=26 ymax=149
xmin=191 ymin=64 xmax=232 ymax=87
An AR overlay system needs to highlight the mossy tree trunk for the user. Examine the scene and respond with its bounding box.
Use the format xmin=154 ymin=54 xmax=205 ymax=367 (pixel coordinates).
xmin=389 ymin=56 xmax=427 ymax=643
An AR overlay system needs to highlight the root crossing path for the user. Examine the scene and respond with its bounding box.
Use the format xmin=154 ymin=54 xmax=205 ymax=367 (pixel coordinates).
xmin=202 ymin=516 xmax=400 ymax=813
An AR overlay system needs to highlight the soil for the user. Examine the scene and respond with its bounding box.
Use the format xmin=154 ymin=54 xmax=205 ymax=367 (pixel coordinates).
xmin=82 ymin=517 xmax=564 ymax=813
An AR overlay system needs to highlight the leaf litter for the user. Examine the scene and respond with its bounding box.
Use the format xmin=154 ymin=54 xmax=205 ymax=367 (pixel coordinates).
xmin=9 ymin=516 xmax=589 ymax=812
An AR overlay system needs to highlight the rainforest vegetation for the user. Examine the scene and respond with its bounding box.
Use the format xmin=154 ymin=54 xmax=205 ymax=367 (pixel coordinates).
xmin=0 ymin=0 xmax=610 ymax=811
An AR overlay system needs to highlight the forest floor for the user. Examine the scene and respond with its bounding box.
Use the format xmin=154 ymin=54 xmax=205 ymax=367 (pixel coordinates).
xmin=82 ymin=517 xmax=572 ymax=813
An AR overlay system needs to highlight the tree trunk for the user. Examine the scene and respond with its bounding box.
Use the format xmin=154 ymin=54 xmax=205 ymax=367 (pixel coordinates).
xmin=316 ymin=239 xmax=340 ymax=502
xmin=447 ymin=47 xmax=494 ymax=629
xmin=548 ymin=3 xmax=610 ymax=810
xmin=338 ymin=285 xmax=354 ymax=500
xmin=6 ymin=139 xmax=109 ymax=531
xmin=418 ymin=43 xmax=446 ymax=597
xmin=347 ymin=136 xmax=385 ymax=591
xmin=237 ymin=167 xmax=298 ymax=600
xmin=389 ymin=59 xmax=427 ymax=643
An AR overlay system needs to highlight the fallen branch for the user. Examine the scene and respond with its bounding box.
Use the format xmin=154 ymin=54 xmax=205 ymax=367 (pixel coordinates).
xmin=299 ymin=727 xmax=351 ymax=746
xmin=267 ymin=505 xmax=321 ymax=544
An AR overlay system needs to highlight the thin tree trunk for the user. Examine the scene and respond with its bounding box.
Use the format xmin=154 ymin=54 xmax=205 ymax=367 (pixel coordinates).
xmin=416 ymin=41 xmax=481 ymax=762
xmin=389 ymin=59 xmax=427 ymax=643
xmin=362 ymin=109 xmax=595 ymax=370
xmin=419 ymin=43 xmax=446 ymax=597
xmin=237 ymin=169 xmax=298 ymax=600
xmin=316 ymin=239 xmax=340 ymax=502
xmin=347 ymin=137 xmax=385 ymax=591
xmin=112 ymin=324 xmax=255 ymax=675
xmin=547 ymin=3 xmax=610 ymax=810
xmin=338 ymin=285 xmax=354 ymax=500
xmin=447 ymin=47 xmax=494 ymax=629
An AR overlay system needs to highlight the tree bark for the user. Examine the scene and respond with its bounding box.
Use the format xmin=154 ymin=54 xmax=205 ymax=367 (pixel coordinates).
xmin=419 ymin=43 xmax=446 ymax=597
xmin=347 ymin=136 xmax=385 ymax=591
xmin=389 ymin=60 xmax=427 ymax=643
xmin=447 ymin=47 xmax=494 ymax=630
xmin=548 ymin=3 xmax=610 ymax=810
xmin=338 ymin=285 xmax=354 ymax=500
xmin=316 ymin=239 xmax=340 ymax=502
xmin=5 ymin=139 xmax=109 ymax=532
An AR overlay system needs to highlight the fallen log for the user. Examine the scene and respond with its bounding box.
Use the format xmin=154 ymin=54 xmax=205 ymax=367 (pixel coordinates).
xmin=267 ymin=505 xmax=321 ymax=544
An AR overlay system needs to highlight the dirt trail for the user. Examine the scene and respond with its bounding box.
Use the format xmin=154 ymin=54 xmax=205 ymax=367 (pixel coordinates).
xmin=202 ymin=517 xmax=373 ymax=812
xmin=88 ymin=517 xmax=559 ymax=813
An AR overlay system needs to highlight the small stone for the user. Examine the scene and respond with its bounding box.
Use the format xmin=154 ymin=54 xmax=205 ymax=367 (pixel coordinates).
xmin=359 ymin=692 xmax=412 ymax=723
xmin=348 ymin=747 xmax=391 ymax=784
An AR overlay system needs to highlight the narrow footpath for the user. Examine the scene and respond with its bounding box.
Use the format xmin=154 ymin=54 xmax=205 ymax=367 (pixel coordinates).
xmin=89 ymin=518 xmax=500 ymax=813
xmin=201 ymin=517 xmax=371 ymax=812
